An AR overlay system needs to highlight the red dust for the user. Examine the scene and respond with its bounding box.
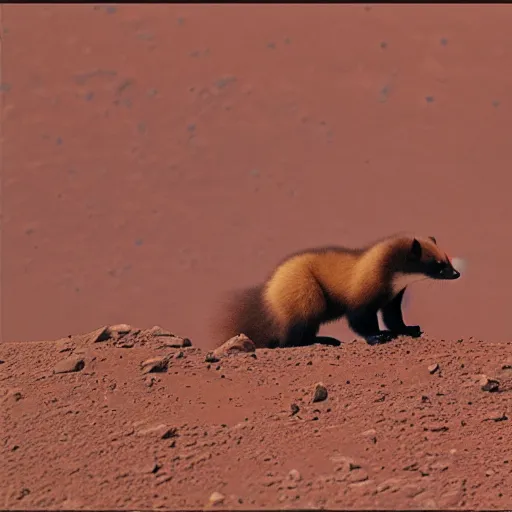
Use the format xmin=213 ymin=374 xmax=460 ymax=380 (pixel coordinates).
xmin=2 ymin=326 xmax=512 ymax=509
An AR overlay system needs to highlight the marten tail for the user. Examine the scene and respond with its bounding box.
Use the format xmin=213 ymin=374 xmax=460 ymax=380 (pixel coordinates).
xmin=210 ymin=284 xmax=278 ymax=349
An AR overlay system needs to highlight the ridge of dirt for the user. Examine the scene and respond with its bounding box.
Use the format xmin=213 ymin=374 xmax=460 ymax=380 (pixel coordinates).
xmin=2 ymin=326 xmax=512 ymax=509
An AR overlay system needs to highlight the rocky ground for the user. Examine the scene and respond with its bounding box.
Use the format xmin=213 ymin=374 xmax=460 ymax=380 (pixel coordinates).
xmin=2 ymin=325 xmax=512 ymax=509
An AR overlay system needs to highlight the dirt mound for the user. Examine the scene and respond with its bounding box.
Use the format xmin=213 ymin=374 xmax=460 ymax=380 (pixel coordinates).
xmin=2 ymin=326 xmax=511 ymax=509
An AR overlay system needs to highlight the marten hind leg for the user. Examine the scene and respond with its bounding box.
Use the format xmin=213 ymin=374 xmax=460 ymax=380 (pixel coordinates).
xmin=279 ymin=320 xmax=320 ymax=348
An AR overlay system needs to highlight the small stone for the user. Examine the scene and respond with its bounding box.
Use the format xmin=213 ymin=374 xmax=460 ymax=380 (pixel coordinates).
xmin=288 ymin=469 xmax=302 ymax=481
xmin=161 ymin=427 xmax=179 ymax=439
xmin=208 ymin=491 xmax=225 ymax=506
xmin=137 ymin=424 xmax=178 ymax=439
xmin=428 ymin=363 xmax=439 ymax=374
xmin=426 ymin=425 xmax=449 ymax=433
xmin=162 ymin=336 xmax=190 ymax=348
xmin=140 ymin=462 xmax=161 ymax=474
xmin=361 ymin=428 xmax=377 ymax=443
xmin=53 ymin=356 xmax=85 ymax=374
xmin=312 ymin=383 xmax=328 ymax=403
xmin=347 ymin=468 xmax=369 ymax=483
xmin=140 ymin=355 xmax=171 ymax=374
xmin=213 ymin=334 xmax=256 ymax=358
xmin=145 ymin=376 xmax=156 ymax=387
xmin=109 ymin=323 xmax=133 ymax=336
xmin=484 ymin=412 xmax=508 ymax=422
xmin=205 ymin=352 xmax=220 ymax=363
xmin=480 ymin=375 xmax=500 ymax=392
xmin=90 ymin=326 xmax=111 ymax=343
xmin=5 ymin=388 xmax=24 ymax=402
xmin=486 ymin=469 xmax=494 ymax=477
xmin=148 ymin=325 xmax=174 ymax=337
xmin=290 ymin=403 xmax=300 ymax=416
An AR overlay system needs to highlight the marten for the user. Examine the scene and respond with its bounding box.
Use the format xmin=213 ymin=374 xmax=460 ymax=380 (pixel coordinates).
xmin=211 ymin=234 xmax=461 ymax=348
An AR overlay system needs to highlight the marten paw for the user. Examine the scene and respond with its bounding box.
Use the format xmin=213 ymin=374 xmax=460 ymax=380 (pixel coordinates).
xmin=396 ymin=325 xmax=422 ymax=338
xmin=364 ymin=331 xmax=395 ymax=346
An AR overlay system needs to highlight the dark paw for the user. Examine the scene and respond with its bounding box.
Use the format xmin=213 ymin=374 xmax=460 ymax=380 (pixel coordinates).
xmin=364 ymin=331 xmax=395 ymax=346
xmin=314 ymin=336 xmax=342 ymax=347
xmin=396 ymin=325 xmax=422 ymax=338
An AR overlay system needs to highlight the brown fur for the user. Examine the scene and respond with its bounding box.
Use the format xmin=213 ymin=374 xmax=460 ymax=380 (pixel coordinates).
xmin=211 ymin=234 xmax=455 ymax=348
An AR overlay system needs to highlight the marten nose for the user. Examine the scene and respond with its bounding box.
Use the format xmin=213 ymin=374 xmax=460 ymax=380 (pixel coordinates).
xmin=442 ymin=266 xmax=460 ymax=279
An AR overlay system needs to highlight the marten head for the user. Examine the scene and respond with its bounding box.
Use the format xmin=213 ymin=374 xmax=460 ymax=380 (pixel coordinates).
xmin=403 ymin=236 xmax=460 ymax=280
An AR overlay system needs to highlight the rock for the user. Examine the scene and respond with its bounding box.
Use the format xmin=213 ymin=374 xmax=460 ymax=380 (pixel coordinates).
xmin=312 ymin=383 xmax=328 ymax=403
xmin=88 ymin=326 xmax=112 ymax=342
xmin=109 ymin=323 xmax=133 ymax=336
xmin=330 ymin=455 xmax=357 ymax=474
xmin=148 ymin=325 xmax=175 ymax=337
xmin=137 ymin=424 xmax=178 ymax=439
xmin=161 ymin=427 xmax=179 ymax=439
xmin=425 ymin=425 xmax=449 ymax=433
xmin=205 ymin=352 xmax=220 ymax=363
xmin=361 ymin=428 xmax=377 ymax=443
xmin=480 ymin=375 xmax=500 ymax=392
xmin=145 ymin=376 xmax=157 ymax=388
xmin=208 ymin=491 xmax=225 ymax=506
xmin=0 ymin=359 xmax=4 ymax=364
xmin=139 ymin=462 xmax=161 ymax=474
xmin=290 ymin=403 xmax=300 ymax=416
xmin=213 ymin=334 xmax=256 ymax=358
xmin=162 ymin=336 xmax=191 ymax=348
xmin=288 ymin=469 xmax=302 ymax=481
xmin=53 ymin=356 xmax=85 ymax=374
xmin=4 ymin=388 xmax=24 ymax=402
xmin=428 ymin=363 xmax=439 ymax=374
xmin=141 ymin=355 xmax=172 ymax=374
xmin=484 ymin=412 xmax=508 ymax=422
xmin=486 ymin=469 xmax=494 ymax=477
xmin=347 ymin=468 xmax=369 ymax=483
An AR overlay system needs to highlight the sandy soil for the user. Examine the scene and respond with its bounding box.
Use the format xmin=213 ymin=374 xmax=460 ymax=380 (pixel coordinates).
xmin=2 ymin=326 xmax=512 ymax=509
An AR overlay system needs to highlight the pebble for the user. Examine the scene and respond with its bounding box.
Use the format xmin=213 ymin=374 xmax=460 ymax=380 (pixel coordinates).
xmin=361 ymin=428 xmax=377 ymax=443
xmin=148 ymin=325 xmax=175 ymax=337
xmin=53 ymin=356 xmax=85 ymax=374
xmin=140 ymin=355 xmax=172 ymax=374
xmin=205 ymin=352 xmax=220 ymax=363
xmin=213 ymin=334 xmax=256 ymax=358
xmin=480 ymin=375 xmax=500 ymax=392
xmin=208 ymin=491 xmax=225 ymax=506
xmin=485 ymin=412 xmax=508 ymax=422
xmin=312 ymin=383 xmax=328 ymax=403
xmin=288 ymin=469 xmax=302 ymax=481
xmin=5 ymin=388 xmax=24 ymax=402
xmin=428 ymin=363 xmax=439 ymax=374
xmin=137 ymin=424 xmax=178 ymax=439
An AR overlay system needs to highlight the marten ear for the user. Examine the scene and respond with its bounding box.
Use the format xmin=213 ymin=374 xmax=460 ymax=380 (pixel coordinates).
xmin=428 ymin=236 xmax=437 ymax=245
xmin=409 ymin=238 xmax=422 ymax=261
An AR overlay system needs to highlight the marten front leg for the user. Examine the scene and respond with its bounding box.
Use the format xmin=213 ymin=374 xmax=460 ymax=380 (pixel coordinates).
xmin=381 ymin=289 xmax=422 ymax=338
xmin=347 ymin=307 xmax=394 ymax=345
